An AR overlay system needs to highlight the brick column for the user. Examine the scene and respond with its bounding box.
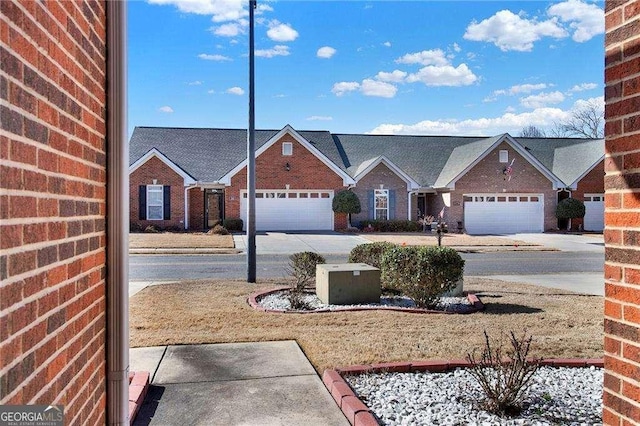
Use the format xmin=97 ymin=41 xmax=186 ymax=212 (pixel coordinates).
xmin=604 ymin=1 xmax=640 ymax=424
xmin=1 ymin=1 xmax=108 ymax=424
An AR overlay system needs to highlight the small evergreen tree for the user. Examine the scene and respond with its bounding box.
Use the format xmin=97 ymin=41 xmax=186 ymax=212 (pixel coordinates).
xmin=332 ymin=190 xmax=361 ymax=228
xmin=555 ymin=197 xmax=586 ymax=220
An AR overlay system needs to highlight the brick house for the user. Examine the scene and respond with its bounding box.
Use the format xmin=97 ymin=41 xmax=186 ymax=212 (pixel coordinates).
xmin=130 ymin=126 xmax=604 ymax=234
xmin=1 ymin=1 xmax=129 ymax=424
xmin=603 ymin=0 xmax=640 ymax=423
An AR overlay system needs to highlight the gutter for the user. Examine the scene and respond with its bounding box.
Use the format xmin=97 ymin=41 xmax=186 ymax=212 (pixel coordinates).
xmin=106 ymin=1 xmax=129 ymax=424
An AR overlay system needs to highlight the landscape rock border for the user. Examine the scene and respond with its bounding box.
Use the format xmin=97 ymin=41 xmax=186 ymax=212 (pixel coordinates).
xmin=322 ymin=358 xmax=605 ymax=426
xmin=247 ymin=287 xmax=484 ymax=314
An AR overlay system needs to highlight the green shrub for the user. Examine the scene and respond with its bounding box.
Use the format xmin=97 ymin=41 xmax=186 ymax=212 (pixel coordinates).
xmin=555 ymin=198 xmax=586 ymax=220
xmin=358 ymin=220 xmax=420 ymax=232
xmin=332 ymin=190 xmax=362 ymax=227
xmin=222 ymin=218 xmax=243 ymax=232
xmin=208 ymin=224 xmax=229 ymax=235
xmin=348 ymin=242 xmax=397 ymax=270
xmin=380 ymin=245 xmax=464 ymax=308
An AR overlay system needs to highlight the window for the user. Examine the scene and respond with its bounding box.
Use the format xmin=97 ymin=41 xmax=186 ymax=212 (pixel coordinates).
xmin=374 ymin=189 xmax=389 ymax=220
xmin=147 ymin=185 xmax=163 ymax=220
xmin=282 ymin=142 xmax=293 ymax=156
xmin=499 ymin=150 xmax=508 ymax=163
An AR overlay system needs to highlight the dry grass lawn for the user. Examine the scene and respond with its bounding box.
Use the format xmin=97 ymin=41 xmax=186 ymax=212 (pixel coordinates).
xmin=130 ymin=278 xmax=603 ymax=373
xmin=129 ymin=232 xmax=234 ymax=249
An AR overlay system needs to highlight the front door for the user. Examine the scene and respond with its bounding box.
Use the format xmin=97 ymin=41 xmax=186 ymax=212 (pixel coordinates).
xmin=206 ymin=190 xmax=222 ymax=228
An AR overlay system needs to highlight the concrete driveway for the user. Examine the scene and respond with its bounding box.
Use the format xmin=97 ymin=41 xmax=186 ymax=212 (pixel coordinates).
xmin=501 ymin=232 xmax=604 ymax=253
xmin=233 ymin=232 xmax=370 ymax=255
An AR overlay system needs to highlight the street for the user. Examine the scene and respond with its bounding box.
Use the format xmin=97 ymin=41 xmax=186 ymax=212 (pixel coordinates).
xmin=129 ymin=251 xmax=604 ymax=281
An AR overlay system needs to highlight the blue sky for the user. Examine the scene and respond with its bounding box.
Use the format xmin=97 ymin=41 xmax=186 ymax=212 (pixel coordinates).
xmin=128 ymin=0 xmax=604 ymax=137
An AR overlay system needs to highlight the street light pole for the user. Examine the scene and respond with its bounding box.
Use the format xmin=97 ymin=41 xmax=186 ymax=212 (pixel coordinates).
xmin=247 ymin=0 xmax=257 ymax=283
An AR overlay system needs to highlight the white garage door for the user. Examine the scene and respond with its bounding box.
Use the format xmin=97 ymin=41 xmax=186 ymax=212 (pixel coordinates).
xmin=240 ymin=190 xmax=334 ymax=231
xmin=464 ymin=194 xmax=544 ymax=235
xmin=583 ymin=194 xmax=604 ymax=231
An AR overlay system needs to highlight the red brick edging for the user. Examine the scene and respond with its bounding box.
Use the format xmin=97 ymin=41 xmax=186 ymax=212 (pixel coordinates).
xmin=128 ymin=371 xmax=150 ymax=425
xmin=247 ymin=287 xmax=484 ymax=314
xmin=322 ymin=358 xmax=604 ymax=426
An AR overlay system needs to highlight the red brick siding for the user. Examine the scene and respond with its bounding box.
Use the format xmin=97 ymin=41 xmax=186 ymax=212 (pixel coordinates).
xmin=188 ymin=188 xmax=205 ymax=231
xmin=351 ymin=163 xmax=408 ymax=224
xmin=226 ymin=134 xmax=348 ymax=229
xmin=604 ymin=1 xmax=640 ymax=424
xmin=452 ymin=142 xmax=557 ymax=231
xmin=572 ymin=160 xmax=605 ymax=230
xmin=1 ymin=1 xmax=107 ymax=424
xmin=129 ymin=156 xmax=186 ymax=230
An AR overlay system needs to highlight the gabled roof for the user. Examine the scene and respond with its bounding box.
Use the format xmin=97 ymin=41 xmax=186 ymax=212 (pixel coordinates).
xmin=433 ymin=134 xmax=564 ymax=189
xmin=129 ymin=126 xmax=604 ymax=190
xmin=352 ymin=156 xmax=420 ymax=190
xmin=516 ymin=137 xmax=605 ymax=189
xmin=129 ymin=147 xmax=197 ymax=185
xmin=219 ymin=125 xmax=355 ymax=185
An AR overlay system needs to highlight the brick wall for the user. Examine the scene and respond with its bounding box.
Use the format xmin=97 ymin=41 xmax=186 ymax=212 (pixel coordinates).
xmin=453 ymin=142 xmax=558 ymax=231
xmin=0 ymin=1 xmax=108 ymax=424
xmin=129 ymin=156 xmax=186 ymax=230
xmin=227 ymin=134 xmax=348 ymax=229
xmin=604 ymin=1 xmax=640 ymax=424
xmin=351 ymin=162 xmax=408 ymax=224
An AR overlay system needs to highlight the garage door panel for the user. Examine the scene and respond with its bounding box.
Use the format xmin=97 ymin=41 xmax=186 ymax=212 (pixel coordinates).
xmin=240 ymin=190 xmax=333 ymax=231
xmin=464 ymin=194 xmax=543 ymax=234
xmin=583 ymin=194 xmax=604 ymax=231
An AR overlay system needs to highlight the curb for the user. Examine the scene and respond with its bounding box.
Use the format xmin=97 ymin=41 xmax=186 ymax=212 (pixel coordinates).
xmin=128 ymin=371 xmax=150 ymax=425
xmin=129 ymin=248 xmax=242 ymax=255
xmin=247 ymin=288 xmax=484 ymax=314
xmin=322 ymin=358 xmax=604 ymax=426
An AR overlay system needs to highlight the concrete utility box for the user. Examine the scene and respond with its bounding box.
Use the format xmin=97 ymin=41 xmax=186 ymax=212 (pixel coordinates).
xmin=316 ymin=263 xmax=381 ymax=305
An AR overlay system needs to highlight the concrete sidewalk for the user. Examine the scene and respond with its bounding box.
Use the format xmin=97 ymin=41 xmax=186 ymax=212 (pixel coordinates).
xmin=233 ymin=232 xmax=370 ymax=255
xmin=131 ymin=341 xmax=349 ymax=426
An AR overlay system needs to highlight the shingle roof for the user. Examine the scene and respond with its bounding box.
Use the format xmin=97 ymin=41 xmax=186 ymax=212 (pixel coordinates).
xmin=129 ymin=126 xmax=603 ymax=188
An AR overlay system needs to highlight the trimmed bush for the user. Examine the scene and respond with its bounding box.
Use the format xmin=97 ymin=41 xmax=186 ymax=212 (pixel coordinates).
xmin=222 ymin=218 xmax=243 ymax=232
xmin=208 ymin=224 xmax=229 ymax=235
xmin=332 ymin=190 xmax=362 ymax=227
xmin=380 ymin=245 xmax=464 ymax=308
xmin=348 ymin=242 xmax=397 ymax=270
xmin=555 ymin=198 xmax=586 ymax=220
xmin=358 ymin=220 xmax=421 ymax=232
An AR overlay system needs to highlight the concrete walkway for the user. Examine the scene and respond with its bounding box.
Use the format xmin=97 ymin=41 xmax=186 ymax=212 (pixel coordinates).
xmin=486 ymin=273 xmax=604 ymax=296
xmin=233 ymin=231 xmax=370 ymax=255
xmin=131 ymin=341 xmax=349 ymax=426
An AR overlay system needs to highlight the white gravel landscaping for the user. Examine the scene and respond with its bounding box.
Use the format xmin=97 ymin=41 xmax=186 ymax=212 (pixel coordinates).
xmin=256 ymin=290 xmax=473 ymax=312
xmin=345 ymin=366 xmax=603 ymax=426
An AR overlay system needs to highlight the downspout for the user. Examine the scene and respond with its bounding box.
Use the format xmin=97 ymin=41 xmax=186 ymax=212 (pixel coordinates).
xmin=184 ymin=186 xmax=189 ymax=230
xmin=106 ymin=1 xmax=129 ymax=424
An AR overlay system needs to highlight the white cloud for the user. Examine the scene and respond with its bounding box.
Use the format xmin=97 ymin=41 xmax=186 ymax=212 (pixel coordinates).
xmin=273 ymin=94 xmax=286 ymax=98
xmin=306 ymin=115 xmax=333 ymax=121
xmin=375 ymin=70 xmax=407 ymax=83
xmin=464 ymin=10 xmax=567 ymax=51
xmin=256 ymin=4 xmax=273 ymax=14
xmin=547 ymin=0 xmax=604 ymax=42
xmin=485 ymin=83 xmax=549 ymax=101
xmin=396 ymin=49 xmax=449 ymax=66
xmin=212 ymin=21 xmax=246 ymax=37
xmin=226 ymin=86 xmax=244 ymax=95
xmin=383 ymin=41 xmax=392 ymax=47
xmin=188 ymin=80 xmax=202 ymax=85
xmin=317 ymin=46 xmax=337 ymax=59
xmin=569 ymin=82 xmax=598 ymax=92
xmin=267 ymin=21 xmax=299 ymax=42
xmin=361 ymin=79 xmax=397 ymax=98
xmin=198 ymin=53 xmax=232 ymax=61
xmin=331 ymin=81 xmax=360 ymax=97
xmin=207 ymin=89 xmax=215 ymax=94
xmin=405 ymin=64 xmax=478 ymax=87
xmin=158 ymin=106 xmax=174 ymax=113
xmin=255 ymin=45 xmax=290 ymax=58
xmin=574 ymin=95 xmax=605 ymax=111
xmin=369 ymin=107 xmax=570 ymax=136
xmin=148 ymin=0 xmax=247 ymax=22
xmin=520 ymin=91 xmax=565 ymax=108
xmin=452 ymin=43 xmax=462 ymax=53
